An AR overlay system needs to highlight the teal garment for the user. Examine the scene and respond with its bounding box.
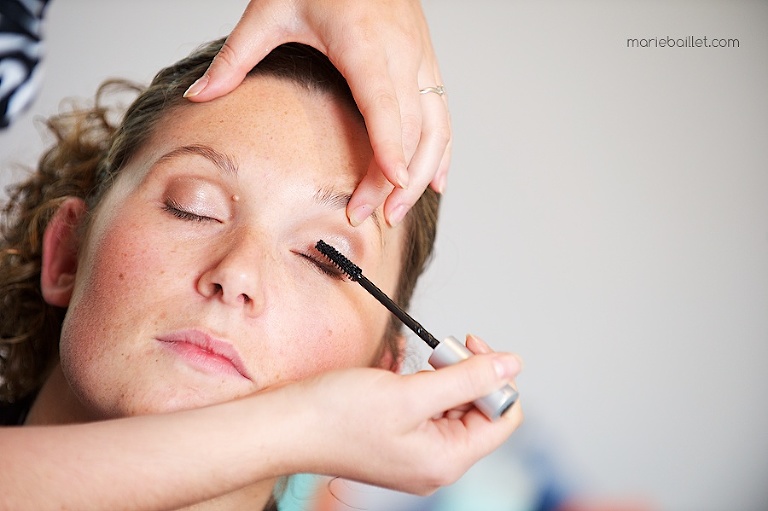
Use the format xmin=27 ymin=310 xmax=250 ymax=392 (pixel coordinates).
xmin=272 ymin=422 xmax=571 ymax=511
xmin=277 ymin=474 xmax=324 ymax=511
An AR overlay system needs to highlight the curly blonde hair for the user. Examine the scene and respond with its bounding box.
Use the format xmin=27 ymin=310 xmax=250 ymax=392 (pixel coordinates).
xmin=0 ymin=39 xmax=439 ymax=404
xmin=0 ymin=87 xmax=116 ymax=402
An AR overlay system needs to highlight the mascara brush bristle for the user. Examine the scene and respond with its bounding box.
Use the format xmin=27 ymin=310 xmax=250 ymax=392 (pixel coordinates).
xmin=316 ymin=240 xmax=362 ymax=281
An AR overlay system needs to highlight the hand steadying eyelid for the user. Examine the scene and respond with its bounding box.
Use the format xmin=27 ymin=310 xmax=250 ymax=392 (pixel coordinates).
xmin=314 ymin=205 xmax=383 ymax=252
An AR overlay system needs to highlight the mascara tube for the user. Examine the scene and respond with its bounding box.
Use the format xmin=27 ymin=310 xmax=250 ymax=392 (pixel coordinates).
xmin=316 ymin=239 xmax=518 ymax=421
xmin=429 ymin=336 xmax=519 ymax=420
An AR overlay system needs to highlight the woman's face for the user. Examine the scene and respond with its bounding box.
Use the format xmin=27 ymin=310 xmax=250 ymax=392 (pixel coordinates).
xmin=57 ymin=76 xmax=404 ymax=419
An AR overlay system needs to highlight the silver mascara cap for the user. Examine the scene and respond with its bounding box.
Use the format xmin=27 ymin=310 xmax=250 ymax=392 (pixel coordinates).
xmin=428 ymin=336 xmax=519 ymax=421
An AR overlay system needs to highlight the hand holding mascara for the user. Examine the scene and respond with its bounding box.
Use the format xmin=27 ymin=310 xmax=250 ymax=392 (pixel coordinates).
xmin=316 ymin=240 xmax=519 ymax=420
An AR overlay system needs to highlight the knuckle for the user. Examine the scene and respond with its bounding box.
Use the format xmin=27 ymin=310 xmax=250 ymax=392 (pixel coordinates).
xmin=363 ymin=89 xmax=400 ymax=117
xmin=459 ymin=361 xmax=491 ymax=399
xmin=212 ymin=41 xmax=241 ymax=70
xmin=400 ymin=112 xmax=422 ymax=151
xmin=364 ymin=174 xmax=395 ymax=196
xmin=430 ymin=122 xmax=452 ymax=147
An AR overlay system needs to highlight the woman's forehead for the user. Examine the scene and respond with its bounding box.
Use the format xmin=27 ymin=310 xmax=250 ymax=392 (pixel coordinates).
xmin=151 ymin=76 xmax=371 ymax=181
xmin=96 ymin=75 xmax=404 ymax=254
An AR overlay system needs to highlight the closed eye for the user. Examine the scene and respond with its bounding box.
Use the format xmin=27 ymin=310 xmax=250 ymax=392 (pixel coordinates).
xmin=162 ymin=199 xmax=219 ymax=223
xmin=297 ymin=252 xmax=346 ymax=280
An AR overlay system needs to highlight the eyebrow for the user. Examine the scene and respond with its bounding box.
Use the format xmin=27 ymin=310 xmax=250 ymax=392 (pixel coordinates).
xmin=156 ymin=144 xmax=239 ymax=176
xmin=153 ymin=148 xmax=380 ymax=237
xmin=313 ymin=186 xmax=383 ymax=239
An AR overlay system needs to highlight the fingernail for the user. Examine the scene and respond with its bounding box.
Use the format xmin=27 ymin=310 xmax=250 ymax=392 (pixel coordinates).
xmin=348 ymin=203 xmax=372 ymax=227
xmin=184 ymin=75 xmax=209 ymax=98
xmin=467 ymin=333 xmax=492 ymax=354
xmin=387 ymin=204 xmax=408 ymax=227
xmin=493 ymin=355 xmax=522 ymax=379
xmin=396 ymin=165 xmax=409 ymax=189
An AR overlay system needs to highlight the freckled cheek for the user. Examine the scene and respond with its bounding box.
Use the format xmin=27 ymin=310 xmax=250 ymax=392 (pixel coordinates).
xmin=60 ymin=216 xmax=171 ymax=398
xmin=279 ymin=308 xmax=386 ymax=378
xmin=79 ymin=219 xmax=183 ymax=306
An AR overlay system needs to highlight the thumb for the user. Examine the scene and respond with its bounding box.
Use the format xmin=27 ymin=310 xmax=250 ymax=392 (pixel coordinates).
xmin=184 ymin=3 xmax=287 ymax=102
xmin=414 ymin=353 xmax=521 ymax=419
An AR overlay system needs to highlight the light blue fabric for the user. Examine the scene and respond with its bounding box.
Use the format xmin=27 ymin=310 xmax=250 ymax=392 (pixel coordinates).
xmin=277 ymin=473 xmax=323 ymax=511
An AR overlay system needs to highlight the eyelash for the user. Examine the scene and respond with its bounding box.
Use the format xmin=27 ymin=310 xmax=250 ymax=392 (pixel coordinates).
xmin=163 ymin=200 xmax=342 ymax=280
xmin=299 ymin=253 xmax=345 ymax=280
xmin=162 ymin=200 xmax=216 ymax=223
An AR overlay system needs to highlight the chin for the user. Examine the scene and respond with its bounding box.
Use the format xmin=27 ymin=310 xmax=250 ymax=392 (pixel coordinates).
xmin=120 ymin=384 xmax=245 ymax=417
xmin=67 ymin=375 xmax=242 ymax=420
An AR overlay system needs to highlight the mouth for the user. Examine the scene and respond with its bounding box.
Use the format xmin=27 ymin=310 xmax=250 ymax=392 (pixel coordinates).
xmin=157 ymin=329 xmax=251 ymax=381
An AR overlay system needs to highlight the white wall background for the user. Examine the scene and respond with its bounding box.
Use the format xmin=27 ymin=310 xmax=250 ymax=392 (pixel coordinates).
xmin=1 ymin=1 xmax=766 ymax=511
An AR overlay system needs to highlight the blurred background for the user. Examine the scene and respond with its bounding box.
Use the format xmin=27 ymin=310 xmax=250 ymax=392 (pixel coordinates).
xmin=1 ymin=1 xmax=766 ymax=510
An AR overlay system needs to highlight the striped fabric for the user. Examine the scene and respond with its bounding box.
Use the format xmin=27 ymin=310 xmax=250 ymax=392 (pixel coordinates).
xmin=0 ymin=0 xmax=50 ymax=128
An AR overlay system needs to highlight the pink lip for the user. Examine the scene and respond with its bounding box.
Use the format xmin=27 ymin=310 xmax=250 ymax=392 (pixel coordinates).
xmin=157 ymin=329 xmax=251 ymax=381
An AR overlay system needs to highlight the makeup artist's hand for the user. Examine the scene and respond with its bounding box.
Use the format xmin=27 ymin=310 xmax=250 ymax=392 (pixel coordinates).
xmin=289 ymin=335 xmax=523 ymax=495
xmin=0 ymin=338 xmax=517 ymax=510
xmin=184 ymin=0 xmax=450 ymax=227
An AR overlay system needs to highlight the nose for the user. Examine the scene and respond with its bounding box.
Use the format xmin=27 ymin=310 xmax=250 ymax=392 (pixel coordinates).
xmin=196 ymin=231 xmax=266 ymax=315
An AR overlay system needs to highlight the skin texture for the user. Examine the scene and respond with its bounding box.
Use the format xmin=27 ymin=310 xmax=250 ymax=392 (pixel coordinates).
xmin=3 ymin=69 xmax=523 ymax=511
xmin=38 ymin=76 xmax=405 ymax=423
xmin=185 ymin=0 xmax=451 ymax=228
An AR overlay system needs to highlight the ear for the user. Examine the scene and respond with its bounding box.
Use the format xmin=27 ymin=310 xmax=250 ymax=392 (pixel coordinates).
xmin=376 ymin=334 xmax=406 ymax=373
xmin=40 ymin=197 xmax=88 ymax=307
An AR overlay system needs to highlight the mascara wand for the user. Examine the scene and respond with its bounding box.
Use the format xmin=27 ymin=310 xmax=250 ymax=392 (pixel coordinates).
xmin=316 ymin=240 xmax=518 ymax=420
